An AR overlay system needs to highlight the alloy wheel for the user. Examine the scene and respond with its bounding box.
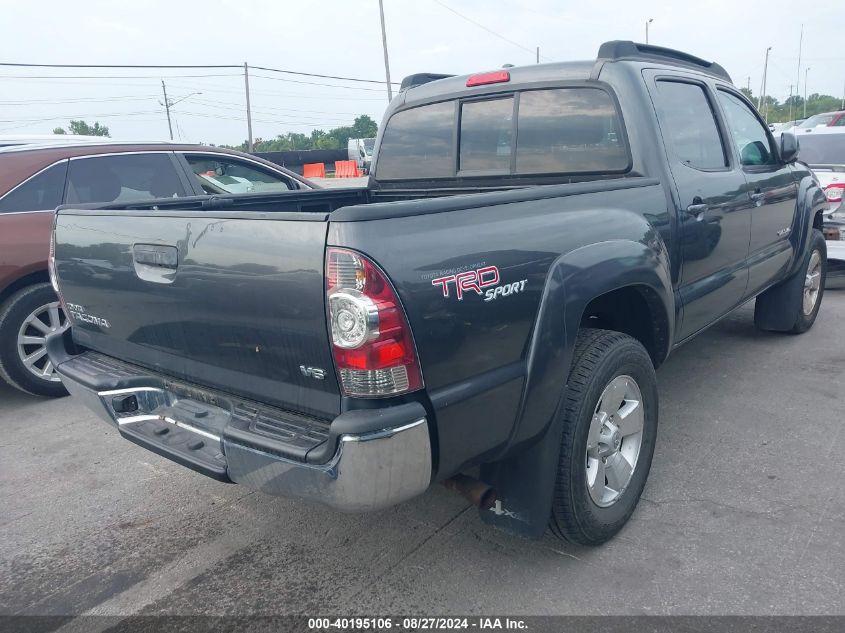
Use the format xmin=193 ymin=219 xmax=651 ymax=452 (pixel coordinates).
xmin=585 ymin=375 xmax=645 ymax=507
xmin=16 ymin=301 xmax=68 ymax=382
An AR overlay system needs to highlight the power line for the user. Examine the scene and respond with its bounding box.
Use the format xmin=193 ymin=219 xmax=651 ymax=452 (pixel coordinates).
xmin=0 ymin=62 xmax=399 ymax=85
xmin=0 ymin=95 xmax=157 ymax=105
xmin=431 ymin=0 xmax=553 ymax=62
xmin=249 ymin=65 xmax=399 ymax=86
xmin=0 ymin=73 xmax=243 ymax=80
xmin=0 ymin=71 xmax=391 ymax=92
xmin=249 ymin=73 xmax=385 ymax=92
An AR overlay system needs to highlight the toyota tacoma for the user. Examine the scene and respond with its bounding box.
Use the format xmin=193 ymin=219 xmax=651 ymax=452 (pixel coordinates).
xmin=47 ymin=41 xmax=828 ymax=544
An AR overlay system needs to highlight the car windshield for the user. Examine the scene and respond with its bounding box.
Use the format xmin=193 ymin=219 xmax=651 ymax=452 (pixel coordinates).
xmin=797 ymin=134 xmax=845 ymax=165
xmin=798 ymin=113 xmax=836 ymax=128
xmin=363 ymin=138 xmax=375 ymax=156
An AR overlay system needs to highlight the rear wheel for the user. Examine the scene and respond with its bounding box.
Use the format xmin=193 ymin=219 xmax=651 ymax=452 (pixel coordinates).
xmin=550 ymin=328 xmax=658 ymax=545
xmin=754 ymin=229 xmax=826 ymax=334
xmin=0 ymin=283 xmax=69 ymax=397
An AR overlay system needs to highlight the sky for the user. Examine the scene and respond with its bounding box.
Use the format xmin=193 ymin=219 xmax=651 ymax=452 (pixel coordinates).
xmin=2 ymin=0 xmax=843 ymax=145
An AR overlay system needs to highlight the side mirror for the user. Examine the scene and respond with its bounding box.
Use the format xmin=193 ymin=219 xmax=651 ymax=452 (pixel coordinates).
xmin=780 ymin=132 xmax=799 ymax=164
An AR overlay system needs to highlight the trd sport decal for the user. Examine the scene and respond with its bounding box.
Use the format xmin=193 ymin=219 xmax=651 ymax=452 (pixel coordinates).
xmin=431 ymin=265 xmax=527 ymax=302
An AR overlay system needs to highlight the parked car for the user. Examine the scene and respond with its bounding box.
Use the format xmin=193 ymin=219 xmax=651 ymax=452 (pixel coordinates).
xmin=769 ymin=120 xmax=804 ymax=133
xmin=798 ymin=128 xmax=845 ymax=286
xmin=48 ymin=41 xmax=826 ymax=545
xmin=797 ymin=111 xmax=845 ymax=129
xmin=0 ymin=141 xmax=314 ymax=397
xmin=347 ymin=137 xmax=375 ymax=173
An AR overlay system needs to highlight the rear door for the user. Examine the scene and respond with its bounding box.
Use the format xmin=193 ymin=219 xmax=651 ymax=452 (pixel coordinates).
xmin=715 ymin=88 xmax=799 ymax=295
xmin=647 ymin=73 xmax=752 ymax=340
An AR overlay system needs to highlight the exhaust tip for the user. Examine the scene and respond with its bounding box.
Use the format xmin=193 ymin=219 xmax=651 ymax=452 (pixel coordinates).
xmin=442 ymin=474 xmax=496 ymax=510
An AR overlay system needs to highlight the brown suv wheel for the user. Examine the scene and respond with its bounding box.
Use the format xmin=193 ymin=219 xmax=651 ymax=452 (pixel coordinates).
xmin=0 ymin=283 xmax=69 ymax=397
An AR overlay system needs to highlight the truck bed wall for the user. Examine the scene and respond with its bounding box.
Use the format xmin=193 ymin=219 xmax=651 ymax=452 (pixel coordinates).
xmin=329 ymin=177 xmax=672 ymax=478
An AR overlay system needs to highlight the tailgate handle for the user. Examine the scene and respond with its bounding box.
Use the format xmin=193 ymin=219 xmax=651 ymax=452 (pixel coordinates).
xmin=133 ymin=244 xmax=178 ymax=269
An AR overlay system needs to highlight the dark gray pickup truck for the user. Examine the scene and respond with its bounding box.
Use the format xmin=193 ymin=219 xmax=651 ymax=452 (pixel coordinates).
xmin=47 ymin=41 xmax=828 ymax=544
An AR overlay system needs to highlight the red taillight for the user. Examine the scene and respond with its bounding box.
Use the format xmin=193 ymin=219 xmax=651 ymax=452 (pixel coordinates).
xmin=466 ymin=70 xmax=510 ymax=87
xmin=825 ymin=183 xmax=845 ymax=203
xmin=326 ymin=247 xmax=423 ymax=397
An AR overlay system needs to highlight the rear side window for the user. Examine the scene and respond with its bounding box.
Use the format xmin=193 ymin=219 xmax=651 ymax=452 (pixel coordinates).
xmin=66 ymin=153 xmax=186 ymax=204
xmin=0 ymin=161 xmax=67 ymax=213
xmin=376 ymin=101 xmax=455 ymax=179
xmin=516 ymin=89 xmax=628 ymax=174
xmin=654 ymin=80 xmax=727 ymax=170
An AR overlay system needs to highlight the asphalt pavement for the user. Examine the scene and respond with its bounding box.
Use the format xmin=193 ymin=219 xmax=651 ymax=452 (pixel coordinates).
xmin=2 ymin=293 xmax=844 ymax=622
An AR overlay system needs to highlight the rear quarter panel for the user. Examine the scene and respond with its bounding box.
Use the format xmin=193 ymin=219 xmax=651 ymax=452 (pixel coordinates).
xmin=0 ymin=211 xmax=53 ymax=297
xmin=329 ymin=181 xmax=671 ymax=477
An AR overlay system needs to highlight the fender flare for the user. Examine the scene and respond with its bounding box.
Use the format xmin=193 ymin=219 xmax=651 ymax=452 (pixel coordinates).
xmin=480 ymin=234 xmax=673 ymax=538
xmin=788 ymin=174 xmax=827 ymax=276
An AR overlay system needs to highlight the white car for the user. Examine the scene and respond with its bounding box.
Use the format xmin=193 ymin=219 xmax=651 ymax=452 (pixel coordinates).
xmin=798 ymin=129 xmax=845 ymax=286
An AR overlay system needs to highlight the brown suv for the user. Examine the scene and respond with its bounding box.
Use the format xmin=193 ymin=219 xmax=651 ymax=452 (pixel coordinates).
xmin=0 ymin=141 xmax=313 ymax=397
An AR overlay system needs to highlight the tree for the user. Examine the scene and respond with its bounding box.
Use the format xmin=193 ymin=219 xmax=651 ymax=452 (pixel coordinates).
xmin=225 ymin=114 xmax=378 ymax=153
xmin=53 ymin=120 xmax=110 ymax=137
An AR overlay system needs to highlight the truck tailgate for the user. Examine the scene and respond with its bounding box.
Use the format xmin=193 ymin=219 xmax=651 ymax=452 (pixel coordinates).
xmin=53 ymin=209 xmax=340 ymax=419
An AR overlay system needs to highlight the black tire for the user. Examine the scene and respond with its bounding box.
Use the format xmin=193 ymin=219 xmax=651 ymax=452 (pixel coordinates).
xmin=549 ymin=328 xmax=658 ymax=545
xmin=0 ymin=283 xmax=69 ymax=398
xmin=754 ymin=229 xmax=826 ymax=334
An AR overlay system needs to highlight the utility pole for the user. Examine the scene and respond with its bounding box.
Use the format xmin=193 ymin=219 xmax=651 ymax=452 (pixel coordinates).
xmin=841 ymin=77 xmax=844 ymax=110
xmin=804 ymin=67 xmax=811 ymax=119
xmin=759 ymin=46 xmax=771 ymax=120
xmin=747 ymin=76 xmax=751 ymax=92
xmin=161 ymin=80 xmax=173 ymax=141
xmin=244 ymin=62 xmax=253 ymax=152
xmin=646 ymin=18 xmax=653 ymax=44
xmin=795 ymin=24 xmax=803 ymax=118
xmin=378 ymin=0 xmax=393 ymax=101
xmin=536 ymin=46 xmax=539 ymax=64
xmin=788 ymin=85 xmax=794 ymax=123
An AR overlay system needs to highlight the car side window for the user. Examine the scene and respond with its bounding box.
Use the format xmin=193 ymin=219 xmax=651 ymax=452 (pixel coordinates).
xmin=653 ymin=80 xmax=727 ymax=170
xmin=184 ymin=155 xmax=294 ymax=194
xmin=834 ymin=116 xmax=845 ymax=127
xmin=717 ymin=90 xmax=778 ymax=167
xmin=0 ymin=161 xmax=68 ymax=213
xmin=66 ymin=153 xmax=186 ymax=204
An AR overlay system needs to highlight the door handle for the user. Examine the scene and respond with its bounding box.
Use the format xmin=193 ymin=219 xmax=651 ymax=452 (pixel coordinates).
xmin=132 ymin=244 xmax=178 ymax=284
xmin=750 ymin=191 xmax=766 ymax=203
xmin=133 ymin=244 xmax=178 ymax=269
xmin=686 ymin=203 xmax=709 ymax=220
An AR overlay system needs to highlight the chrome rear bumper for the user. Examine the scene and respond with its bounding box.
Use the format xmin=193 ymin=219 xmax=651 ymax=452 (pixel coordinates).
xmin=52 ymin=344 xmax=432 ymax=512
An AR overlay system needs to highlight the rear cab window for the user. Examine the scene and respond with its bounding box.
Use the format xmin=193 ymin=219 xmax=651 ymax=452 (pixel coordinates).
xmin=375 ymin=86 xmax=629 ymax=181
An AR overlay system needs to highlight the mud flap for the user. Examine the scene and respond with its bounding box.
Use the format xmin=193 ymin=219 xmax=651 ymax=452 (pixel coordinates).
xmin=478 ymin=414 xmax=564 ymax=539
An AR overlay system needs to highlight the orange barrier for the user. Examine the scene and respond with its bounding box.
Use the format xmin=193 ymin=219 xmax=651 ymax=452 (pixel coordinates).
xmin=334 ymin=160 xmax=361 ymax=178
xmin=302 ymin=162 xmax=326 ymax=178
